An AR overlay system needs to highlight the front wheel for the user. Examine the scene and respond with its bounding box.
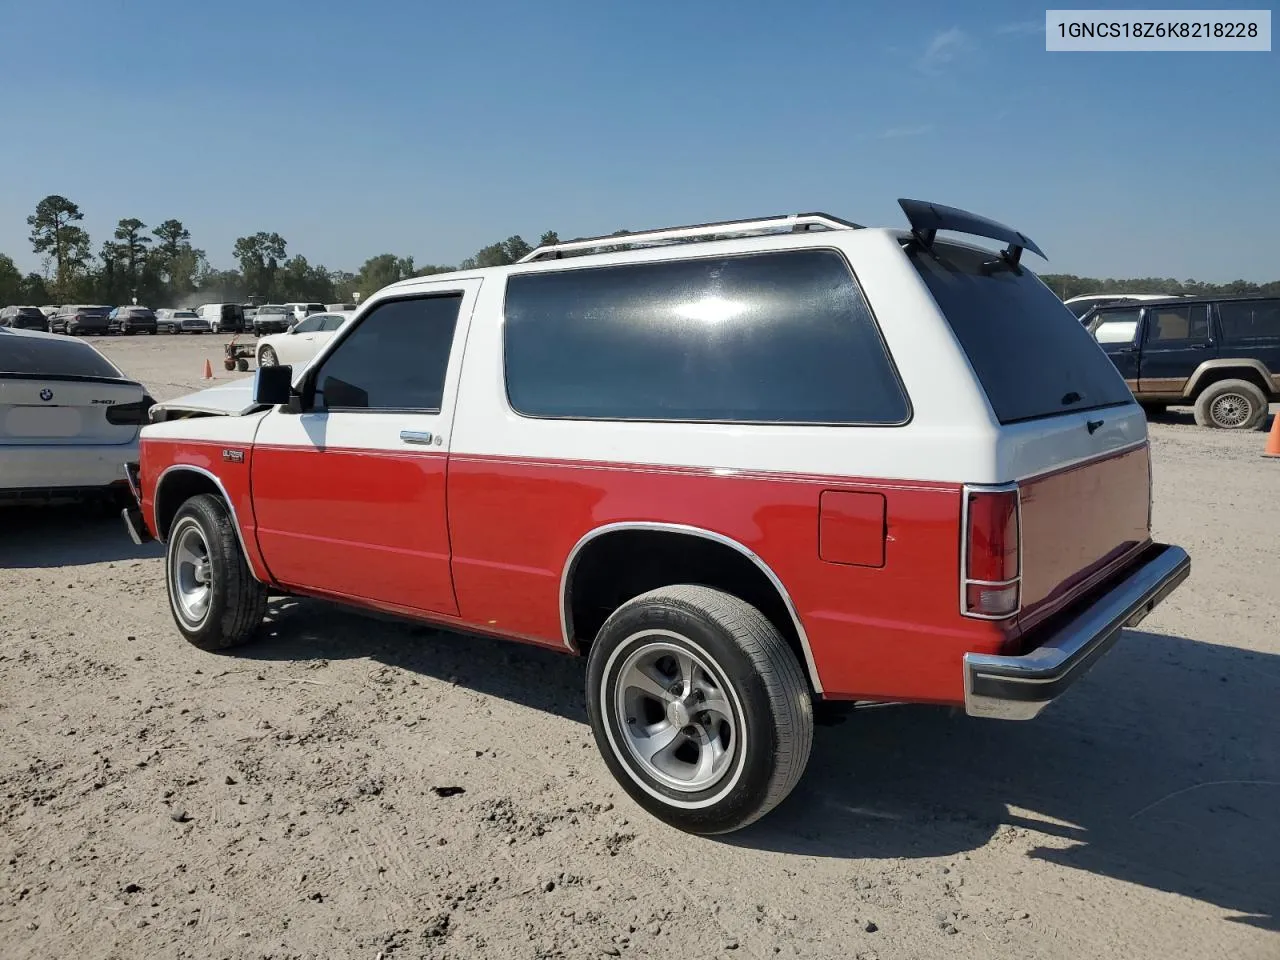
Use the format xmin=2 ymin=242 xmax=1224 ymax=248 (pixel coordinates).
xmin=165 ymin=493 xmax=268 ymax=651
xmin=1193 ymin=379 xmax=1269 ymax=430
xmin=259 ymin=346 xmax=278 ymax=367
xmin=586 ymin=585 xmax=813 ymax=835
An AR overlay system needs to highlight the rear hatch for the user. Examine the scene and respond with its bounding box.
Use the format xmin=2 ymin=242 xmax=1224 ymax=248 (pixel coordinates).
xmin=13 ymin=309 xmax=47 ymax=330
xmin=910 ymin=241 xmax=1152 ymax=633
xmin=0 ymin=335 xmax=148 ymax=445
xmin=75 ymin=307 xmax=112 ymax=331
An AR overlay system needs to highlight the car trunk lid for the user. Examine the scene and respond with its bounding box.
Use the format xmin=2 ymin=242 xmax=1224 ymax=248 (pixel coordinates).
xmin=1 ymin=375 xmax=147 ymax=445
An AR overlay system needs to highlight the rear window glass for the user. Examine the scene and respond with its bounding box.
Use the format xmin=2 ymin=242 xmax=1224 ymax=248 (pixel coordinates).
xmin=1218 ymin=299 xmax=1280 ymax=342
xmin=16 ymin=307 xmax=44 ymax=318
xmin=0 ymin=336 xmax=125 ymax=379
xmin=504 ymin=248 xmax=909 ymax=424
xmin=910 ymin=242 xmax=1133 ymax=424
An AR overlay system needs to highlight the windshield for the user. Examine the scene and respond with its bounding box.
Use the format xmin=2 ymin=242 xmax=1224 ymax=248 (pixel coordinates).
xmin=910 ymin=242 xmax=1134 ymax=424
xmin=259 ymin=305 xmax=286 ymax=315
xmin=0 ymin=335 xmax=125 ymax=378
xmin=173 ymin=311 xmax=197 ymax=318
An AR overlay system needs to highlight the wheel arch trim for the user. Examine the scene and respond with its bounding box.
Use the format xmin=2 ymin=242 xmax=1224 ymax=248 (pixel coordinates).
xmin=1184 ymin=359 xmax=1275 ymax=398
xmin=558 ymin=521 xmax=824 ymax=694
xmin=153 ymin=464 xmax=264 ymax=582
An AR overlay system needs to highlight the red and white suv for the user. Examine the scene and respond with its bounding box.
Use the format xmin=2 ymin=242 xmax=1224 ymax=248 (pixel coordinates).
xmin=121 ymin=201 xmax=1191 ymax=834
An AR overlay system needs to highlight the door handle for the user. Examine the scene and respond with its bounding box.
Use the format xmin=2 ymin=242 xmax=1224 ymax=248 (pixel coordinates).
xmin=400 ymin=430 xmax=434 ymax=445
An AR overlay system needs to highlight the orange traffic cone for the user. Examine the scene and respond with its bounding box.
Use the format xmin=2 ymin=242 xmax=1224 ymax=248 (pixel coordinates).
xmin=202 ymin=358 xmax=213 ymax=381
xmin=1264 ymin=410 xmax=1280 ymax=459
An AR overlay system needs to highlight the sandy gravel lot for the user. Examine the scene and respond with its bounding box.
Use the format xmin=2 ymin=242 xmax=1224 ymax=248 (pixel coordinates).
xmin=2 ymin=335 xmax=1277 ymax=960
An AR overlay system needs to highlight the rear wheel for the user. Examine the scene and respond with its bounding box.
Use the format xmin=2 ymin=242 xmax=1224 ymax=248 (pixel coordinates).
xmin=1193 ymin=379 xmax=1268 ymax=430
xmin=586 ymin=585 xmax=813 ymax=835
xmin=165 ymin=494 xmax=268 ymax=651
xmin=259 ymin=346 xmax=278 ymax=367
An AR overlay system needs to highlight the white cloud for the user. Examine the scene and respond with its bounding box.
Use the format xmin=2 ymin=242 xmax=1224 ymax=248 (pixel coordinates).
xmin=916 ymin=27 xmax=969 ymax=74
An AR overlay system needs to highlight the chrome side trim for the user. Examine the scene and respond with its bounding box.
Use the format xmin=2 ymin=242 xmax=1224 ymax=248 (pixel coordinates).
xmin=962 ymin=543 xmax=1190 ymax=720
xmin=153 ymin=464 xmax=263 ymax=583
xmin=958 ymin=482 xmax=1022 ymax=621
xmin=122 ymin=461 xmax=142 ymax=504
xmin=1012 ymin=437 xmax=1148 ymax=484
xmin=558 ymin=521 xmax=824 ymax=694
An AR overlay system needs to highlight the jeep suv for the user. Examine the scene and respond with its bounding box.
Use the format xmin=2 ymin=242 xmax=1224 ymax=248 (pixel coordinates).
xmin=120 ymin=201 xmax=1190 ymax=835
xmin=1086 ymin=295 xmax=1280 ymax=429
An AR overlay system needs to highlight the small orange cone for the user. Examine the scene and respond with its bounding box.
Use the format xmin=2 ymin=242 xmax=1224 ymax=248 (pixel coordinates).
xmin=1264 ymin=410 xmax=1280 ymax=459
xmin=202 ymin=358 xmax=213 ymax=381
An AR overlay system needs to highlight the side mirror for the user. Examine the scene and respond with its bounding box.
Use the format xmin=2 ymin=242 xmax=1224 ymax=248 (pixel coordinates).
xmin=253 ymin=364 xmax=295 ymax=406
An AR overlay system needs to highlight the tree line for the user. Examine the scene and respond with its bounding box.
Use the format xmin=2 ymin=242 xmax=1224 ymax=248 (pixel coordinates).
xmin=0 ymin=194 xmax=564 ymax=310
xmin=1039 ymin=274 xmax=1280 ymax=300
xmin=3 ymin=193 xmax=1278 ymax=310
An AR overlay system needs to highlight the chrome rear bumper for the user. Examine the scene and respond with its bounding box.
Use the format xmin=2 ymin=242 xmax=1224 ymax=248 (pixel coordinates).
xmin=963 ymin=543 xmax=1191 ymax=720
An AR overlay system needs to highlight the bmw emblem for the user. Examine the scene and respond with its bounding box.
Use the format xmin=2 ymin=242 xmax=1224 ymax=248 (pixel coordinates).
xmin=39 ymin=388 xmax=53 ymax=402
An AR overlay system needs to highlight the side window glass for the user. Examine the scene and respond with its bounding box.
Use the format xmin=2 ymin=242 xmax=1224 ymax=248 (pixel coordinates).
xmin=503 ymin=249 xmax=908 ymax=424
xmin=293 ymin=316 xmax=322 ymax=333
xmin=1146 ymin=305 xmax=1209 ymax=343
xmin=311 ymin=294 xmax=462 ymax=412
xmin=1218 ymin=299 xmax=1280 ymax=342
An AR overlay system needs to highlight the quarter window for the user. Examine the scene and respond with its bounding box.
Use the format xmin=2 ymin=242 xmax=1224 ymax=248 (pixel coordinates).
xmin=1218 ymin=299 xmax=1280 ymax=342
xmin=503 ymin=249 xmax=908 ymax=424
xmin=310 ymin=294 xmax=462 ymax=412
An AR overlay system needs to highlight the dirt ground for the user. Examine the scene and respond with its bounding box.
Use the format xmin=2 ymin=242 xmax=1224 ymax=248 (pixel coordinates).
xmin=2 ymin=335 xmax=1277 ymax=960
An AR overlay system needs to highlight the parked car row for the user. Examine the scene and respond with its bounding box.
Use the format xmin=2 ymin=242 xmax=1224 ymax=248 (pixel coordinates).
xmin=0 ymin=300 xmax=333 ymax=337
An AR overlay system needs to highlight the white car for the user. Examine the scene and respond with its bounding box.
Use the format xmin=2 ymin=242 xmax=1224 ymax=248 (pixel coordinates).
xmin=255 ymin=311 xmax=354 ymax=368
xmin=0 ymin=327 xmax=152 ymax=505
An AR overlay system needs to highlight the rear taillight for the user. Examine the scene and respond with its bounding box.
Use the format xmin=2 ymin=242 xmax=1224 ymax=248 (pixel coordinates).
xmin=961 ymin=485 xmax=1021 ymax=620
xmin=106 ymin=395 xmax=156 ymax=425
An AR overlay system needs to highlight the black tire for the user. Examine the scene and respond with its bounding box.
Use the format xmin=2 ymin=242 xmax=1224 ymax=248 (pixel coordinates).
xmin=236 ymin=358 xmax=249 ymax=372
xmin=259 ymin=346 xmax=278 ymax=367
xmin=1193 ymin=378 xmax=1268 ymax=430
xmin=586 ymin=584 xmax=813 ymax=835
xmin=165 ymin=493 xmax=268 ymax=651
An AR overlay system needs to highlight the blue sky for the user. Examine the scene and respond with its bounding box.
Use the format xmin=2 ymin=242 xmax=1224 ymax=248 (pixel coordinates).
xmin=0 ymin=0 xmax=1275 ymax=281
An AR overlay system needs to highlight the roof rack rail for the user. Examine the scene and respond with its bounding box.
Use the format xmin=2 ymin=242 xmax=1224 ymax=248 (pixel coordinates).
xmin=517 ymin=212 xmax=862 ymax=263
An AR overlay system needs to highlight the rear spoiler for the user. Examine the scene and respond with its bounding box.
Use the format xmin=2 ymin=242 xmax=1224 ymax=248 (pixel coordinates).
xmin=898 ymin=198 xmax=1046 ymax=271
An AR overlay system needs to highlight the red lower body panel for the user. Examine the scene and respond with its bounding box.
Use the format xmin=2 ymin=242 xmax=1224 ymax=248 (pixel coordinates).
xmin=445 ymin=456 xmax=1008 ymax=703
